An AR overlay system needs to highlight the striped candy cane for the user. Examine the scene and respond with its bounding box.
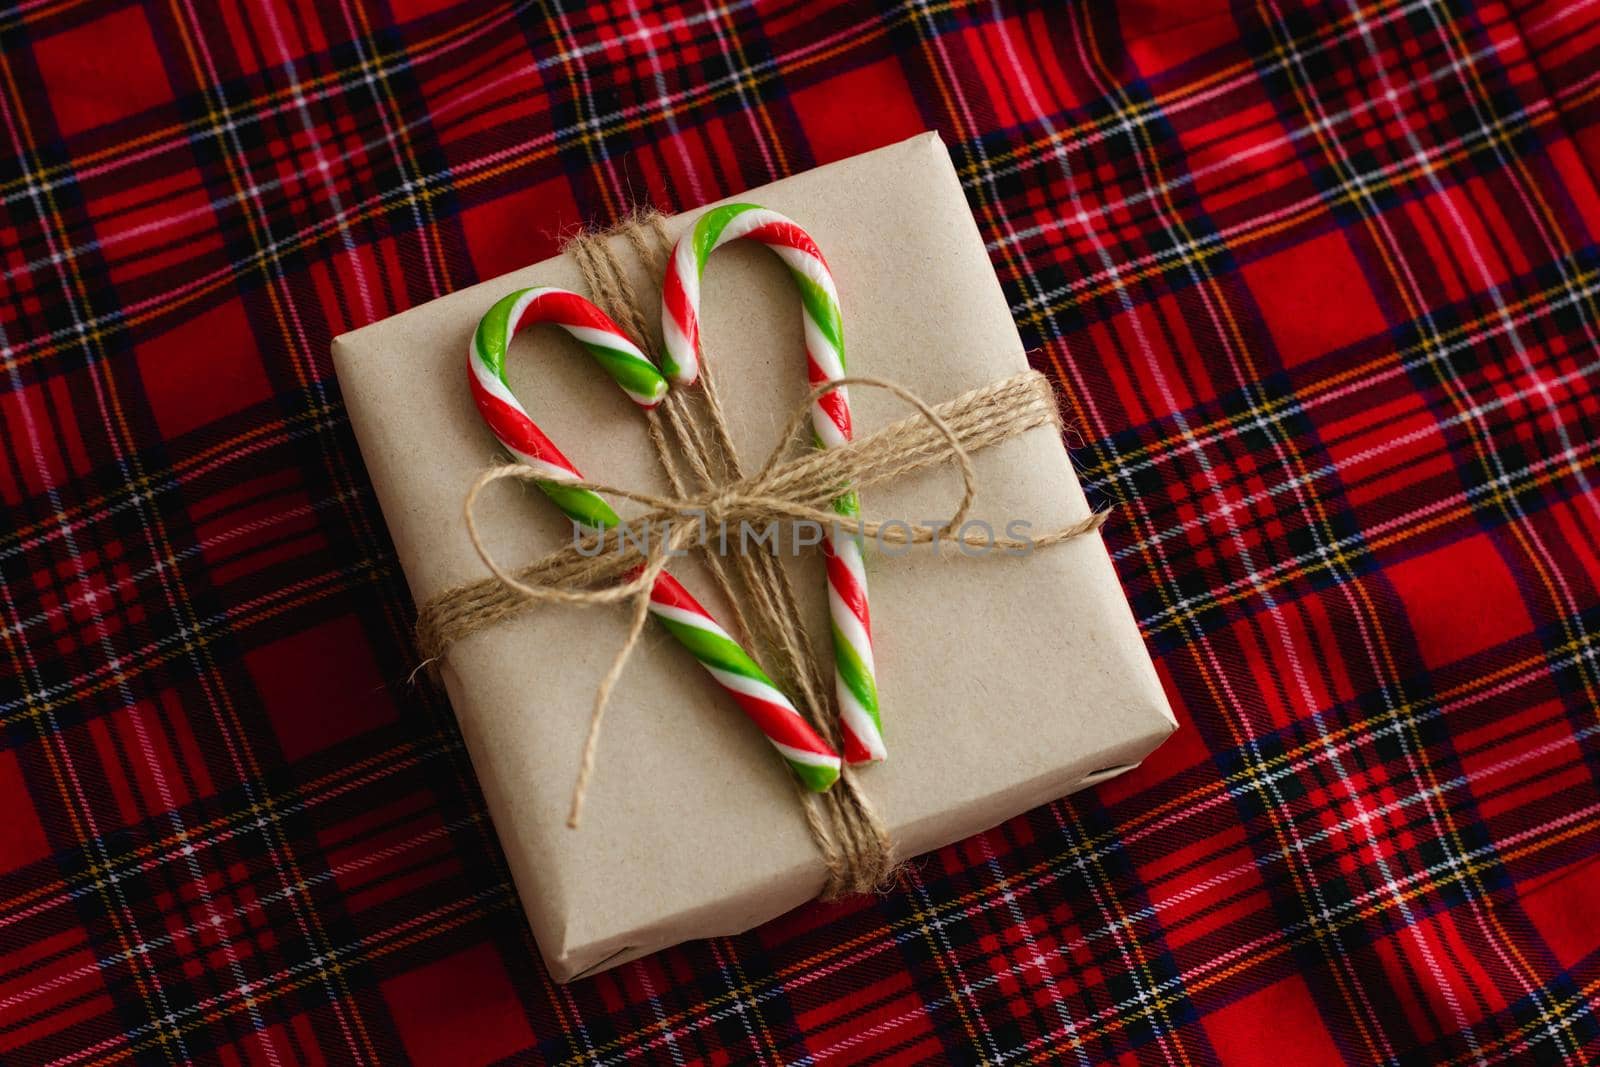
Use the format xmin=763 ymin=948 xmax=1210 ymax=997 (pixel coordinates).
xmin=469 ymin=286 xmax=841 ymax=791
xmin=660 ymin=205 xmax=885 ymax=765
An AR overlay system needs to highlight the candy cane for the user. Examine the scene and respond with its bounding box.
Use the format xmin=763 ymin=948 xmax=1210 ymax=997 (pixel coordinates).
xmin=469 ymin=286 xmax=841 ymax=791
xmin=661 ymin=205 xmax=884 ymax=765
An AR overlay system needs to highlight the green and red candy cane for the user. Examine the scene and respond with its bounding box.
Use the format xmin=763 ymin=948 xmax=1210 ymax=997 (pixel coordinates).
xmin=660 ymin=205 xmax=886 ymax=765
xmin=468 ymin=286 xmax=842 ymax=792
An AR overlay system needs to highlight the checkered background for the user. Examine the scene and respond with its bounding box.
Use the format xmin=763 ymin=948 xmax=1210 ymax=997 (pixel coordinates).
xmin=2 ymin=0 xmax=1598 ymax=1063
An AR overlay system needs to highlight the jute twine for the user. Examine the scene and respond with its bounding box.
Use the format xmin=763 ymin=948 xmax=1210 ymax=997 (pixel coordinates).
xmin=414 ymin=210 xmax=1107 ymax=898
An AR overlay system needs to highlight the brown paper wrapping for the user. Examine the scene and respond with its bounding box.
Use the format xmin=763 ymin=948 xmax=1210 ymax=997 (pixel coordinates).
xmin=331 ymin=133 xmax=1175 ymax=982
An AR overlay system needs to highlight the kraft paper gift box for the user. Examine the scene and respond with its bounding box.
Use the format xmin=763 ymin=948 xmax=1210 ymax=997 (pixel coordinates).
xmin=331 ymin=132 xmax=1176 ymax=982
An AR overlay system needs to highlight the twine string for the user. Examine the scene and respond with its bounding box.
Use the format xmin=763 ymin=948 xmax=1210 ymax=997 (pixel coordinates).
xmin=418 ymin=212 xmax=1107 ymax=897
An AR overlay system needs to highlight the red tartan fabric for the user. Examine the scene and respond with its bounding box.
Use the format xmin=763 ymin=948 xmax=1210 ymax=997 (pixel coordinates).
xmin=2 ymin=0 xmax=1599 ymax=1063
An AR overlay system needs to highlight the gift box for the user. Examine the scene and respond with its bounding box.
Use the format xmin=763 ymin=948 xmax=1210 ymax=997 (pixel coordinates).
xmin=331 ymin=132 xmax=1175 ymax=982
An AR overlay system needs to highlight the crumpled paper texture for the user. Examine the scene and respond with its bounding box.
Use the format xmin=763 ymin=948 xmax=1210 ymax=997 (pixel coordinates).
xmin=332 ymin=133 xmax=1174 ymax=981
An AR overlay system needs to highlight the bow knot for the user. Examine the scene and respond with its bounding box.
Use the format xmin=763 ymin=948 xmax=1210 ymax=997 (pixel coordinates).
xmin=416 ymin=367 xmax=1105 ymax=893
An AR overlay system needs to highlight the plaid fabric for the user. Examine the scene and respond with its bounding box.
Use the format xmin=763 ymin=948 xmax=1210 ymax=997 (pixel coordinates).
xmin=2 ymin=0 xmax=1598 ymax=1062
